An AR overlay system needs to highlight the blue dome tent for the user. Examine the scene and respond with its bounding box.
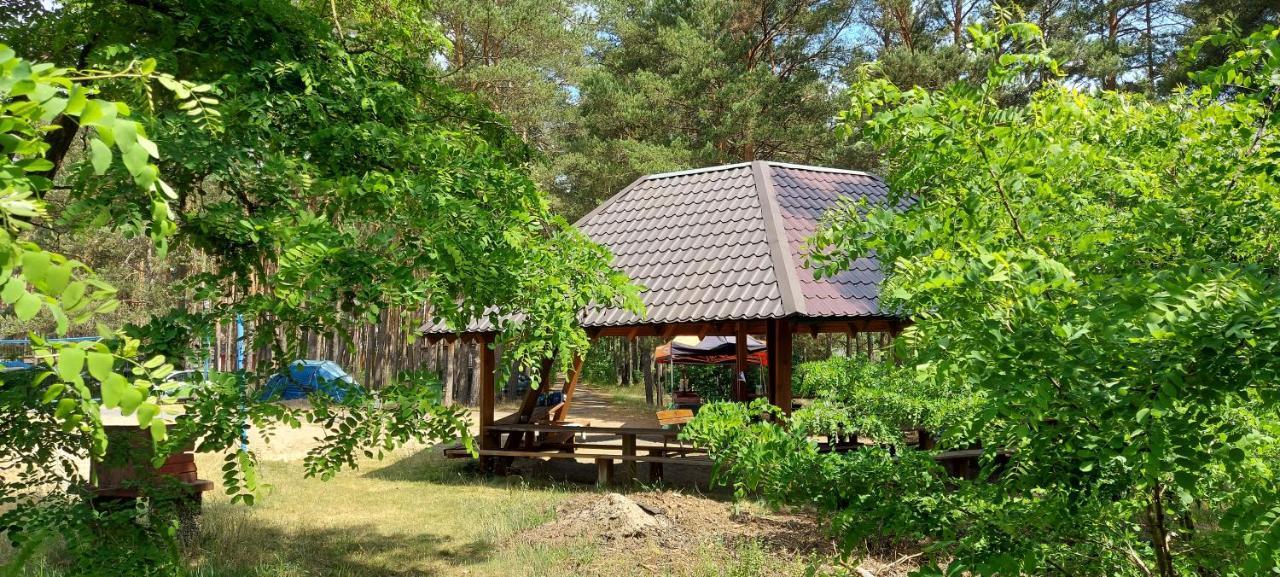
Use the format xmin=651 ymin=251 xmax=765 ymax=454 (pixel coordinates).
xmin=258 ymin=360 xmax=360 ymax=402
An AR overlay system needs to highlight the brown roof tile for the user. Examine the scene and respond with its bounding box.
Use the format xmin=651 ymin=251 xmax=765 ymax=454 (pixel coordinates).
xmin=422 ymin=161 xmax=899 ymax=334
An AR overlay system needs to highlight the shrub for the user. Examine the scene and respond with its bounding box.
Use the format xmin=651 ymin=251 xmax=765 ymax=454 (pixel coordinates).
xmin=791 ymin=355 xmax=981 ymax=446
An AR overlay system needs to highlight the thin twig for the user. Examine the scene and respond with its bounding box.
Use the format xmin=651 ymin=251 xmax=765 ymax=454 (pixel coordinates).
xmin=882 ymin=551 xmax=923 ymax=571
xmin=976 ymin=143 xmax=1027 ymax=242
xmin=1124 ymin=544 xmax=1154 ymax=577
xmin=329 ymin=0 xmax=344 ymax=38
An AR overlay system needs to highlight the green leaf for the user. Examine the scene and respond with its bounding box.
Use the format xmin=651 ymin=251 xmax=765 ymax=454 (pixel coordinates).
xmin=61 ymin=280 xmax=86 ymax=310
xmin=64 ymin=84 xmax=87 ymax=115
xmin=136 ymin=134 xmax=159 ymax=159
xmin=56 ymin=346 xmax=85 ymax=382
xmin=102 ymin=373 xmax=128 ymax=408
xmin=41 ymin=383 xmax=66 ymax=403
xmin=86 ymin=351 xmax=114 ymax=381
xmin=21 ymin=250 xmax=51 ymax=284
xmin=121 ymin=142 xmax=149 ymax=176
xmin=136 ymin=401 xmax=160 ymax=427
xmin=89 ymin=138 xmax=112 ymax=175
xmin=45 ymin=263 xmax=72 ymax=294
xmin=1 ymin=278 xmax=24 ymax=304
xmin=118 ymin=382 xmax=145 ymax=414
xmin=54 ymin=398 xmax=77 ymax=419
xmin=14 ymin=291 xmax=41 ymax=320
xmin=150 ymin=418 xmax=167 ymax=443
xmin=80 ymin=100 xmax=112 ymax=127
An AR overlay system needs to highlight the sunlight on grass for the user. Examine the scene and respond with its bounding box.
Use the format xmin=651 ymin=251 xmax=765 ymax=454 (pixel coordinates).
xmin=185 ymin=448 xmax=581 ymax=577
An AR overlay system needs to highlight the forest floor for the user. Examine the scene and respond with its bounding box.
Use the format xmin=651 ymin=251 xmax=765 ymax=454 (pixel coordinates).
xmin=8 ymin=384 xmax=921 ymax=577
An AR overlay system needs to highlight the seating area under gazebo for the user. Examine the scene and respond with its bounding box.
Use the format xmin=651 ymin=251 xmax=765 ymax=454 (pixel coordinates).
xmin=422 ymin=161 xmax=906 ymax=483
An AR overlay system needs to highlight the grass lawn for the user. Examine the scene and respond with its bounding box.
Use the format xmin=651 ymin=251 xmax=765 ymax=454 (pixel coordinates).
xmin=9 ymin=439 xmax=821 ymax=577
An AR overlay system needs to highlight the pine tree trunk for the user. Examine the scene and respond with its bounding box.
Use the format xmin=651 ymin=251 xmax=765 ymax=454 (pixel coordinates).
xmin=1148 ymin=482 xmax=1176 ymax=577
xmin=641 ymin=337 xmax=655 ymax=405
xmin=443 ymin=341 xmax=455 ymax=405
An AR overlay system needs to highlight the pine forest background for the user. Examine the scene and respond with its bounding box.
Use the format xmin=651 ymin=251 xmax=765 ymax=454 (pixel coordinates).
xmin=2 ymin=0 xmax=1275 ymax=403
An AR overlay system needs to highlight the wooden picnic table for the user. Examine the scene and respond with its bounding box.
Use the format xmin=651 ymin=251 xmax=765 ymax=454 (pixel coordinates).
xmin=483 ymin=423 xmax=707 ymax=485
xmin=486 ymin=423 xmax=679 ymax=437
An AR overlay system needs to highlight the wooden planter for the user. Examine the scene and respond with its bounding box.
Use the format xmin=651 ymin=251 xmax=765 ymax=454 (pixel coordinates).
xmin=89 ymin=424 xmax=213 ymax=543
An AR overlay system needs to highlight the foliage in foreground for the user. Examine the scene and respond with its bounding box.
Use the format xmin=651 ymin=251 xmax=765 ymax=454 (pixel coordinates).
xmin=2 ymin=1 xmax=638 ymax=573
xmin=690 ymin=23 xmax=1280 ymax=577
xmin=791 ymin=355 xmax=980 ymax=444
xmin=0 ymin=44 xmax=203 ymax=573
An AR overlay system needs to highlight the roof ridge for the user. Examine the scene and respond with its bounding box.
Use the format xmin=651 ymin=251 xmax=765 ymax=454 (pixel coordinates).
xmin=763 ymin=160 xmax=877 ymax=178
xmin=643 ymin=162 xmax=753 ymax=180
xmin=751 ymin=161 xmax=807 ymax=316
xmin=572 ymin=163 xmax=757 ymax=227
xmin=572 ymin=173 xmax=649 ymax=227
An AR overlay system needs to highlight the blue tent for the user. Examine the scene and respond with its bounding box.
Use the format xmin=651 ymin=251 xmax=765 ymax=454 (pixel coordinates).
xmin=258 ymin=360 xmax=360 ymax=402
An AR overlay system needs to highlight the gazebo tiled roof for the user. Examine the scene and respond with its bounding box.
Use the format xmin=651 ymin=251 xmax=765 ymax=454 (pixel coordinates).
xmin=422 ymin=161 xmax=899 ymax=335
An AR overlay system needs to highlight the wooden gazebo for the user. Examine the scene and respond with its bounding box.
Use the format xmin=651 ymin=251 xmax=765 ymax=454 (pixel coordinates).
xmin=422 ymin=161 xmax=906 ymax=478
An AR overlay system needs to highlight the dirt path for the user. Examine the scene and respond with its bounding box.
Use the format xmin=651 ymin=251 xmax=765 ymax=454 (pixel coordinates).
xmin=484 ymin=383 xmax=657 ymax=429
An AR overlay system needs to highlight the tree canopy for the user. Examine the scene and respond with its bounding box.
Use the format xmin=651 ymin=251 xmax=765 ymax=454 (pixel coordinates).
xmin=1 ymin=0 xmax=636 ymax=571
xmin=685 ymin=23 xmax=1280 ymax=576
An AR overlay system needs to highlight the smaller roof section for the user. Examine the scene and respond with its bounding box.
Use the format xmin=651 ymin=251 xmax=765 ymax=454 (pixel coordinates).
xmin=422 ymin=161 xmax=900 ymax=335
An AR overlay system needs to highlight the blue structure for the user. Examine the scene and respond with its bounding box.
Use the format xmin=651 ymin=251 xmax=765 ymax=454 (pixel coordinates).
xmin=258 ymin=360 xmax=360 ymax=402
xmin=2 ymin=337 xmax=97 ymax=371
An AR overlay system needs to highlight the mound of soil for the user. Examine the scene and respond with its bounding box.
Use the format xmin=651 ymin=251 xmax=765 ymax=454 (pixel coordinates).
xmin=535 ymin=490 xmax=830 ymax=551
xmin=545 ymin=493 xmax=672 ymax=541
xmin=526 ymin=490 xmax=923 ymax=576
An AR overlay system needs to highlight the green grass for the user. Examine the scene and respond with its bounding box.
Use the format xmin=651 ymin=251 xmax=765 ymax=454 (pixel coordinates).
xmin=4 ymin=439 xmax=817 ymax=576
xmin=4 ymin=448 xmax=584 ymax=577
xmin=187 ymin=449 xmax=582 ymax=577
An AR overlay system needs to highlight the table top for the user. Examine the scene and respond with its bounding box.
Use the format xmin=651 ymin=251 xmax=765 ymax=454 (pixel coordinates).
xmin=485 ymin=422 xmax=678 ymax=437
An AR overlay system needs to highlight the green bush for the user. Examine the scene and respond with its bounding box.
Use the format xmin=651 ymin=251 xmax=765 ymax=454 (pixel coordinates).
xmin=677 ymin=364 xmax=735 ymax=402
xmin=790 ymin=355 xmax=980 ymax=445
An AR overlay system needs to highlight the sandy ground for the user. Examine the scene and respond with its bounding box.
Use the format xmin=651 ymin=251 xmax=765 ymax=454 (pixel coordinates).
xmin=79 ymin=384 xmax=660 ymax=468
xmin=528 ymin=491 xmax=921 ymax=577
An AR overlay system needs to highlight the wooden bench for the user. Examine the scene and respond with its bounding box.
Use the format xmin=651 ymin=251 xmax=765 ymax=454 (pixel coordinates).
xmin=656 ymin=408 xmax=695 ymax=427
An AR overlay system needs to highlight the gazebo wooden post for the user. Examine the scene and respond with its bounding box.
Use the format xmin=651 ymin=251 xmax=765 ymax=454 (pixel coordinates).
xmin=558 ymin=353 xmax=585 ymax=419
xmin=766 ymin=318 xmax=794 ymax=414
xmin=734 ymin=322 xmax=749 ymax=402
xmin=501 ymin=357 xmax=555 ymax=454
xmin=478 ymin=334 xmax=497 ymax=471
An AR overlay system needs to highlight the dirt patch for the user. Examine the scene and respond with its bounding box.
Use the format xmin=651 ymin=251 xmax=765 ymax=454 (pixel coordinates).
xmin=524 ymin=491 xmax=925 ymax=576
xmin=524 ymin=490 xmax=853 ymax=576
xmin=543 ymin=493 xmax=672 ymax=540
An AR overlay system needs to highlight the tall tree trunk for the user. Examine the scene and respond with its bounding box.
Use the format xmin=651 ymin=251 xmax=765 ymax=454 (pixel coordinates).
xmin=1148 ymin=482 xmax=1176 ymax=577
xmin=641 ymin=337 xmax=655 ymax=405
xmin=38 ymin=36 xmax=96 ymax=181
xmin=951 ymin=0 xmax=964 ymax=45
xmin=468 ymin=343 xmax=482 ymax=406
xmin=630 ymin=338 xmax=642 ymax=387
xmin=612 ymin=339 xmax=624 ymax=386
xmin=1104 ymin=3 xmax=1121 ymax=90
xmin=1143 ymin=0 xmax=1156 ymax=92
xmin=441 ymin=343 xmax=452 ymax=404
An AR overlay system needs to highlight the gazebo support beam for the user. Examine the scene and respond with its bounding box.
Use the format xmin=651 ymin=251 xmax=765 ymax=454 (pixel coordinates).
xmin=558 ymin=353 xmax=586 ymax=420
xmin=478 ymin=333 xmax=496 ymax=470
xmin=734 ymin=322 xmax=749 ymax=401
xmin=766 ymin=318 xmax=794 ymax=414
